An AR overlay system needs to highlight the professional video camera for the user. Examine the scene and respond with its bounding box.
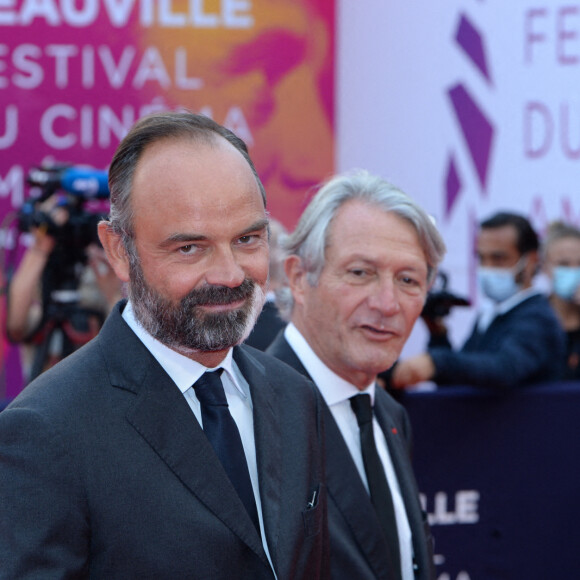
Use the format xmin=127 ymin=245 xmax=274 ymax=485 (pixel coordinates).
xmin=18 ymin=163 xmax=109 ymax=250
xmin=421 ymin=270 xmax=470 ymax=320
xmin=17 ymin=162 xmax=110 ymax=298
xmin=13 ymin=162 xmax=111 ymax=381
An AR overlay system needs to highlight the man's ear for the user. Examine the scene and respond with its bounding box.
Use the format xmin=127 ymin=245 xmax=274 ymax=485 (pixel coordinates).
xmin=97 ymin=221 xmax=130 ymax=283
xmin=525 ymin=249 xmax=540 ymax=281
xmin=284 ymin=255 xmax=308 ymax=306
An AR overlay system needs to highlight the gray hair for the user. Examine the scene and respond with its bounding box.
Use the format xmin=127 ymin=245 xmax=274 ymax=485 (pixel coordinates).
xmin=542 ymin=220 xmax=580 ymax=260
xmin=268 ymin=218 xmax=289 ymax=290
xmin=104 ymin=110 xmax=266 ymax=256
xmin=276 ymin=169 xmax=446 ymax=319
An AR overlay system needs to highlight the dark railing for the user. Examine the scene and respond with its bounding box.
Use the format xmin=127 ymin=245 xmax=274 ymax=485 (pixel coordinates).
xmin=399 ymin=381 xmax=580 ymax=579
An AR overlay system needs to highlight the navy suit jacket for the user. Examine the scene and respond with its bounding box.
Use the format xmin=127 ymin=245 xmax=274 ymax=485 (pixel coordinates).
xmin=0 ymin=302 xmax=329 ymax=579
xmin=429 ymin=293 xmax=566 ymax=388
xmin=267 ymin=333 xmax=435 ymax=580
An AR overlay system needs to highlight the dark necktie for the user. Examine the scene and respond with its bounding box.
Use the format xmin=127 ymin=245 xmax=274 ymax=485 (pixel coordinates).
xmin=194 ymin=370 xmax=260 ymax=532
xmin=350 ymin=393 xmax=402 ymax=578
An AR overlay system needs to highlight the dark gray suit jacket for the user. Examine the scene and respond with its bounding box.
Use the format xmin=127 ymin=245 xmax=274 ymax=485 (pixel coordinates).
xmin=267 ymin=333 xmax=435 ymax=580
xmin=0 ymin=302 xmax=329 ymax=579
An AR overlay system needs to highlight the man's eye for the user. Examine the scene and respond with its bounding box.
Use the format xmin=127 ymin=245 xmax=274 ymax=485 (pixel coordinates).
xmin=238 ymin=235 xmax=259 ymax=245
xmin=400 ymin=275 xmax=425 ymax=292
xmin=179 ymin=244 xmax=197 ymax=255
xmin=348 ymin=268 xmax=371 ymax=279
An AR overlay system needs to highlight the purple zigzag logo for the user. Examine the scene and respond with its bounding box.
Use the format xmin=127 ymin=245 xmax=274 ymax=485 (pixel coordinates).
xmin=445 ymin=12 xmax=495 ymax=219
xmin=445 ymin=153 xmax=461 ymax=216
xmin=456 ymin=13 xmax=492 ymax=83
xmin=449 ymin=84 xmax=494 ymax=191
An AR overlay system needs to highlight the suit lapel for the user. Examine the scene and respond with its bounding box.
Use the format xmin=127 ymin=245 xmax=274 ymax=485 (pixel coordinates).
xmin=126 ymin=362 xmax=267 ymax=561
xmin=323 ymin=406 xmax=394 ymax=576
xmin=268 ymin=334 xmax=394 ymax=576
xmin=100 ymin=309 xmax=267 ymax=564
xmin=233 ymin=347 xmax=282 ymax=568
xmin=374 ymin=392 xmax=429 ymax=574
xmin=267 ymin=333 xmax=309 ymax=377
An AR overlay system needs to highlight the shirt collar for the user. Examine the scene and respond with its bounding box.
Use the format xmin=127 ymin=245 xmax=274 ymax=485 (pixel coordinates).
xmin=494 ymin=286 xmax=541 ymax=315
xmin=477 ymin=287 xmax=542 ymax=332
xmin=284 ymin=323 xmax=376 ymax=406
xmin=122 ymin=300 xmax=244 ymax=397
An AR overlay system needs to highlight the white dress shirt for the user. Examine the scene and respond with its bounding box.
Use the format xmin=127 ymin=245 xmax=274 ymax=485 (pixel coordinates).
xmin=285 ymin=323 xmax=415 ymax=580
xmin=122 ymin=301 xmax=276 ymax=575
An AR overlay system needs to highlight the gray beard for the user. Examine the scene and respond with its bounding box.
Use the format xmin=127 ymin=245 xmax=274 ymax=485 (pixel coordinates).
xmin=128 ymin=255 xmax=265 ymax=354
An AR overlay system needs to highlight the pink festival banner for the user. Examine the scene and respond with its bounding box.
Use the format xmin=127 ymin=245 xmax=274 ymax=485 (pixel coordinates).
xmin=0 ymin=0 xmax=336 ymax=398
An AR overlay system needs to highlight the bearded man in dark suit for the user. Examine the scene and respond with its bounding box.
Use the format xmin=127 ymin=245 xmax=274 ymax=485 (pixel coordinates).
xmin=267 ymin=170 xmax=445 ymax=580
xmin=0 ymin=112 xmax=329 ymax=579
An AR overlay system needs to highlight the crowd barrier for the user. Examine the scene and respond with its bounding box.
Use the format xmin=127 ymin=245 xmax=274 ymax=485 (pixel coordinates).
xmin=399 ymin=381 xmax=580 ymax=580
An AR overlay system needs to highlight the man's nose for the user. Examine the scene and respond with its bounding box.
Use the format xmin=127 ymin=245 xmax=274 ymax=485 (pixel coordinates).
xmin=204 ymin=246 xmax=246 ymax=288
xmin=367 ymin=279 xmax=401 ymax=315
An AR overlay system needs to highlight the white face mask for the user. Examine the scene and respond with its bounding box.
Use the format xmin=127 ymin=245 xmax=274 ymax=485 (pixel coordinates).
xmin=552 ymin=266 xmax=580 ymax=301
xmin=477 ymin=257 xmax=526 ymax=303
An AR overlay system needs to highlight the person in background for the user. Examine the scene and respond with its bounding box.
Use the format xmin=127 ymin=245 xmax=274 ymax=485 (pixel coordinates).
xmin=392 ymin=211 xmax=566 ymax=390
xmin=268 ymin=170 xmax=445 ymax=579
xmin=5 ymin=193 xmax=123 ymax=382
xmin=542 ymin=221 xmax=580 ymax=379
xmin=244 ymin=217 xmax=288 ymax=350
xmin=0 ymin=111 xmax=329 ymax=579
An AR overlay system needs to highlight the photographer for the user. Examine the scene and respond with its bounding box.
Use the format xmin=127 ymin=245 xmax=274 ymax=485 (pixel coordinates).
xmin=6 ymin=192 xmax=122 ymax=383
xmin=391 ymin=211 xmax=566 ymax=390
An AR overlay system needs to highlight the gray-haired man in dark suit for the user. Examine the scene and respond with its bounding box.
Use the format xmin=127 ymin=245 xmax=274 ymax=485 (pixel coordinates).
xmin=268 ymin=170 xmax=445 ymax=580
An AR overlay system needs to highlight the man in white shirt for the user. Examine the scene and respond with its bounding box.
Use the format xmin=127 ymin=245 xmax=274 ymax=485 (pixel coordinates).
xmin=267 ymin=170 xmax=446 ymax=580
xmin=0 ymin=112 xmax=329 ymax=579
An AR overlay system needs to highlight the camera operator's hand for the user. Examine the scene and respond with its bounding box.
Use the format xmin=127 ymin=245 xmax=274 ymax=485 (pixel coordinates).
xmin=29 ymin=227 xmax=56 ymax=256
xmin=35 ymin=192 xmax=70 ymax=234
xmin=390 ymin=353 xmax=436 ymax=389
xmin=421 ymin=315 xmax=448 ymax=337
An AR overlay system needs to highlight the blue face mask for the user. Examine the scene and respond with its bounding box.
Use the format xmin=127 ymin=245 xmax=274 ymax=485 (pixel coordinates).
xmin=552 ymin=266 xmax=580 ymax=301
xmin=477 ymin=258 xmax=526 ymax=303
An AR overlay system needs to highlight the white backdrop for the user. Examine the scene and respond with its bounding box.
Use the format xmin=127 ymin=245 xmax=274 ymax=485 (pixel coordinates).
xmin=337 ymin=0 xmax=580 ymax=356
